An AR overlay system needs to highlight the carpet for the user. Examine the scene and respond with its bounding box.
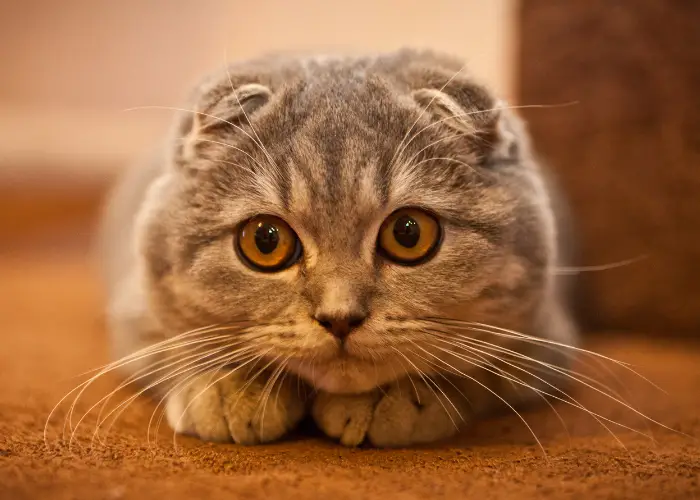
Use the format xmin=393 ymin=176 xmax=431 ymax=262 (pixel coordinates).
xmin=1 ymin=251 xmax=699 ymax=499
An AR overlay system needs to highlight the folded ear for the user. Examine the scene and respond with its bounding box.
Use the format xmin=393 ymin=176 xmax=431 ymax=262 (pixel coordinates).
xmin=174 ymin=81 xmax=272 ymax=166
xmin=410 ymin=76 xmax=526 ymax=166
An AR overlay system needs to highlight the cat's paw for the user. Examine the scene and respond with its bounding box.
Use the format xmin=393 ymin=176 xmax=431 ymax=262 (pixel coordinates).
xmin=165 ymin=369 xmax=306 ymax=445
xmin=312 ymin=377 xmax=467 ymax=447
xmin=311 ymin=390 xmax=383 ymax=446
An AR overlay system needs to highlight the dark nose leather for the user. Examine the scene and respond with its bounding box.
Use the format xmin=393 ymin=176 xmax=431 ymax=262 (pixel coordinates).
xmin=314 ymin=313 xmax=366 ymax=340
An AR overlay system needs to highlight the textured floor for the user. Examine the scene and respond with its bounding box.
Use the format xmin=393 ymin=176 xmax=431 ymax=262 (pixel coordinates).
xmin=1 ymin=251 xmax=699 ymax=499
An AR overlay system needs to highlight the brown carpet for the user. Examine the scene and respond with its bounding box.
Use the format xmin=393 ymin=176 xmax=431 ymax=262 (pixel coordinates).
xmin=1 ymin=251 xmax=699 ymax=500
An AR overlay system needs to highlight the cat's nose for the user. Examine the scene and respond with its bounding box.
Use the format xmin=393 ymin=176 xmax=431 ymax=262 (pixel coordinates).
xmin=314 ymin=313 xmax=366 ymax=340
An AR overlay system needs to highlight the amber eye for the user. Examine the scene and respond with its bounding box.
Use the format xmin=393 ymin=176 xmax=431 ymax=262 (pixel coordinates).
xmin=236 ymin=215 xmax=301 ymax=271
xmin=378 ymin=208 xmax=441 ymax=265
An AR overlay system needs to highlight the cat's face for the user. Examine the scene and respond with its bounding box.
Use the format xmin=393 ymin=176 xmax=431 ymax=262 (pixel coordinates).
xmin=137 ymin=51 xmax=556 ymax=393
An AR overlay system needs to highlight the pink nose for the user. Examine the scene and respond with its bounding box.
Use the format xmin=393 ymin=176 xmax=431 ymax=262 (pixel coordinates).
xmin=314 ymin=313 xmax=366 ymax=339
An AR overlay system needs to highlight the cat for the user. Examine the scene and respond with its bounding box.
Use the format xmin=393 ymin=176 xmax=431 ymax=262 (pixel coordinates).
xmin=97 ymin=49 xmax=578 ymax=447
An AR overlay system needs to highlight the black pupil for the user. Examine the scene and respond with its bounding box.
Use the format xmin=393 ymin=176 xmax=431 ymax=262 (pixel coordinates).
xmin=254 ymin=223 xmax=279 ymax=254
xmin=393 ymin=215 xmax=420 ymax=248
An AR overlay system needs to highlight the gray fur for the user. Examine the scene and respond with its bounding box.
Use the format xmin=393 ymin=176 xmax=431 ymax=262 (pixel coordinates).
xmin=99 ymin=49 xmax=577 ymax=446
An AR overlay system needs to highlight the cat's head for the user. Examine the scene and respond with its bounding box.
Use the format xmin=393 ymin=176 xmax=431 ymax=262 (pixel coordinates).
xmin=135 ymin=50 xmax=557 ymax=393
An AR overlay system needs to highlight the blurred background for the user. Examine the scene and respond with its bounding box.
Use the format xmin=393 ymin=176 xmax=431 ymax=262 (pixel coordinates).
xmin=1 ymin=0 xmax=698 ymax=336
xmin=0 ymin=0 xmax=514 ymax=245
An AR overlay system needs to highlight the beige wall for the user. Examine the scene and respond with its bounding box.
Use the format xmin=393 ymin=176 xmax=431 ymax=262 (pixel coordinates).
xmin=0 ymin=0 xmax=516 ymax=181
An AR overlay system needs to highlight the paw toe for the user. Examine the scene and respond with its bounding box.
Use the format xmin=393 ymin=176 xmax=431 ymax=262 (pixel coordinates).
xmin=312 ymin=391 xmax=380 ymax=447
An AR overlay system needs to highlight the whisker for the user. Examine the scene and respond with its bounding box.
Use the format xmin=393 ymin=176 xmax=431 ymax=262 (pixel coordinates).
xmin=367 ymin=349 xmax=389 ymax=397
xmin=407 ymin=339 xmax=567 ymax=435
xmin=392 ymin=101 xmax=579 ymax=172
xmin=404 ymin=132 xmax=479 ymax=174
xmin=224 ymin=50 xmax=283 ymax=179
xmin=190 ymin=138 xmax=265 ymax=172
xmin=255 ymin=355 xmax=291 ymax=441
xmin=273 ymin=357 xmax=294 ymax=411
xmin=388 ymin=62 xmax=470 ymax=173
xmin=85 ymin=344 xmax=261 ymax=448
xmin=434 ymin=327 xmax=636 ymax=406
xmin=90 ymin=332 xmax=258 ymax=416
xmin=553 ymin=255 xmax=648 ymax=275
xmin=147 ymin=351 xmax=256 ymax=448
xmin=403 ymin=342 xmax=472 ymax=419
xmin=65 ymin=331 xmax=241 ymax=432
xmin=45 ymin=323 xmax=244 ymax=446
xmin=413 ymin=343 xmax=549 ymax=459
xmin=213 ymin=158 xmax=257 ymax=176
xmin=415 ymin=338 xmax=571 ymax=443
xmin=428 ymin=335 xmax=633 ymax=449
xmin=422 ymin=317 xmax=634 ymax=369
xmin=390 ymin=346 xmax=461 ymax=429
xmin=172 ymin=348 xmax=277 ymax=448
xmin=429 ymin=329 xmax=681 ymax=441
xmin=60 ymin=322 xmax=244 ymax=385
xmin=388 ymin=348 xmax=422 ymax=404
xmin=91 ymin=336 xmax=246 ymax=444
xmin=446 ymin=320 xmax=667 ymax=395
xmin=122 ymin=105 xmax=269 ymax=163
xmin=407 ymin=156 xmax=478 ymax=175
xmin=91 ymin=335 xmax=266 ymax=445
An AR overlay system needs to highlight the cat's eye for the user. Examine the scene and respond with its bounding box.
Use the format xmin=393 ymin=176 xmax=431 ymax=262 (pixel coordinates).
xmin=236 ymin=215 xmax=301 ymax=271
xmin=378 ymin=208 xmax=441 ymax=265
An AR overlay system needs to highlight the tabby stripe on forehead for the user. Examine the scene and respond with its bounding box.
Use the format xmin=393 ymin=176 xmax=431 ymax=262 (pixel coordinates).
xmin=274 ymin=143 xmax=293 ymax=211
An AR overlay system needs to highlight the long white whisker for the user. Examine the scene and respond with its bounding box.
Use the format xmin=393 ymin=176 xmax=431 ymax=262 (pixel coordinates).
xmin=148 ymin=355 xmax=236 ymax=449
xmin=451 ymin=321 xmax=668 ymax=395
xmin=429 ymin=331 xmax=677 ymax=440
xmin=146 ymin=350 xmax=259 ymax=448
xmin=172 ymin=348 xmax=276 ymax=448
xmin=429 ymin=335 xmax=633 ymax=449
xmin=72 ymin=323 xmax=249 ymax=380
xmin=409 ymin=338 xmax=568 ymax=439
xmin=392 ymin=101 xmax=578 ymax=173
xmin=273 ymin=357 xmax=294 ymax=412
xmin=91 ymin=336 xmax=245 ymax=445
xmin=91 ymin=334 xmax=265 ymax=446
xmin=122 ymin=105 xmax=268 ymax=161
xmin=388 ymin=63 xmax=470 ymax=173
xmin=423 ymin=318 xmax=634 ymax=368
xmin=553 ymin=255 xmax=648 ymax=275
xmin=436 ymin=328 xmax=636 ymax=404
xmin=390 ymin=346 xmax=460 ymax=430
xmin=84 ymin=344 xmax=261 ymax=448
xmin=414 ymin=343 xmax=549 ymax=459
xmin=388 ymin=348 xmax=422 ymax=404
xmin=256 ymin=354 xmax=292 ymax=441
xmin=403 ymin=343 xmax=470 ymax=421
xmin=189 ymin=137 xmax=265 ymax=172
xmin=407 ymin=156 xmax=478 ymax=176
xmin=255 ymin=356 xmax=290 ymax=441
xmin=47 ymin=324 xmax=244 ymax=445
xmin=431 ymin=340 xmax=653 ymax=448
xmin=224 ymin=50 xmax=283 ymax=180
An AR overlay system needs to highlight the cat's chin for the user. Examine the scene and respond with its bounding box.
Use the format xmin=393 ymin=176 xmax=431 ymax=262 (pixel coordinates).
xmin=286 ymin=357 xmax=404 ymax=394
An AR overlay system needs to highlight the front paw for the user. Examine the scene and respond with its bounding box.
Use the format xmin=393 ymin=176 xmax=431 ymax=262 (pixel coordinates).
xmin=311 ymin=390 xmax=382 ymax=446
xmin=166 ymin=369 xmax=306 ymax=445
xmin=313 ymin=377 xmax=468 ymax=447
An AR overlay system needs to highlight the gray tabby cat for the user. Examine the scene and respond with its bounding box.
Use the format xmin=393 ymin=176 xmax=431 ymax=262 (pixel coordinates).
xmin=98 ymin=49 xmax=577 ymax=447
